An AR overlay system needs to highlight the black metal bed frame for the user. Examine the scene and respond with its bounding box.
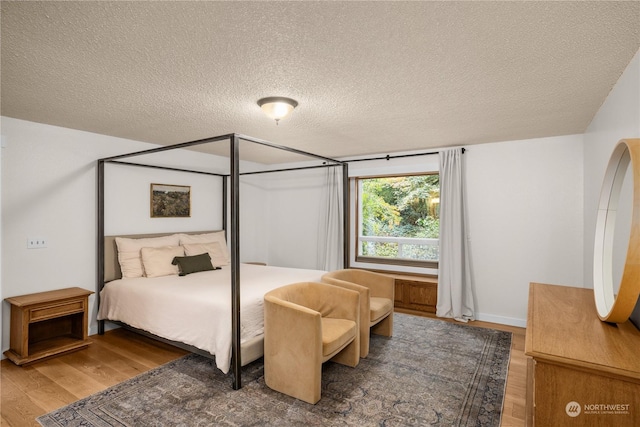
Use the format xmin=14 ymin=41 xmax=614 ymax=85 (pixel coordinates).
xmin=96 ymin=133 xmax=348 ymax=390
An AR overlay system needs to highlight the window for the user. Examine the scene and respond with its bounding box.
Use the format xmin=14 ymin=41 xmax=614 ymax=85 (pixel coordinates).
xmin=355 ymin=173 xmax=439 ymax=268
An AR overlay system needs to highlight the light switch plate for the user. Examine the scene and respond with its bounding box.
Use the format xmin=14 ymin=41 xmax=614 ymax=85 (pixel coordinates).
xmin=27 ymin=238 xmax=47 ymax=249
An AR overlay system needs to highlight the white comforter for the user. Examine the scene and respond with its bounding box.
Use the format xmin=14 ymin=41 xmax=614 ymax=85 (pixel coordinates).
xmin=97 ymin=263 xmax=325 ymax=373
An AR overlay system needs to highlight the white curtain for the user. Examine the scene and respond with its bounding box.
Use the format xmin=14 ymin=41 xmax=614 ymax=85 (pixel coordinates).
xmin=317 ymin=166 xmax=344 ymax=271
xmin=437 ymin=148 xmax=475 ymax=322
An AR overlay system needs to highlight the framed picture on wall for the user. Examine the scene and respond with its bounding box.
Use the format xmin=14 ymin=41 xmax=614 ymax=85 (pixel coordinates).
xmin=150 ymin=183 xmax=191 ymax=218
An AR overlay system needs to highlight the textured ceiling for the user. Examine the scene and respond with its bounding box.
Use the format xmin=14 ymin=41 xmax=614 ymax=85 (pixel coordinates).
xmin=1 ymin=1 xmax=639 ymax=163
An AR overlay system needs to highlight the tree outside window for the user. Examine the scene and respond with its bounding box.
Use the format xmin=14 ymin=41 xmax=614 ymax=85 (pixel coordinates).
xmin=356 ymin=173 xmax=439 ymax=268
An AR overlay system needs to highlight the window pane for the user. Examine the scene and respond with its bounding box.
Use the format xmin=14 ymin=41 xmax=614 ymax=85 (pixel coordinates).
xmin=357 ymin=174 xmax=439 ymax=265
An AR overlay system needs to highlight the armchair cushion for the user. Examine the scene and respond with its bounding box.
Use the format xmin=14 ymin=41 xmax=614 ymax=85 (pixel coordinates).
xmin=370 ymin=297 xmax=394 ymax=323
xmin=321 ymin=318 xmax=357 ymax=358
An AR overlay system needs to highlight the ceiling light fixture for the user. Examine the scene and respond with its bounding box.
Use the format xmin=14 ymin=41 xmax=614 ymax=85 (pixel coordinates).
xmin=257 ymin=97 xmax=298 ymax=125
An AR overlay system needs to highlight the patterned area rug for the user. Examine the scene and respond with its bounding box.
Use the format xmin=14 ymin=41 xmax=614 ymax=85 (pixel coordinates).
xmin=38 ymin=313 xmax=512 ymax=427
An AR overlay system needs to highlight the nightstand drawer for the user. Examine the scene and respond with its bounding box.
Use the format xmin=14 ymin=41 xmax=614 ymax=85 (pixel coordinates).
xmin=30 ymin=299 xmax=84 ymax=322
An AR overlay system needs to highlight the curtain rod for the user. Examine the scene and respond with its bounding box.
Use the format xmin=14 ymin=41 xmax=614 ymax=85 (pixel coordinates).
xmin=340 ymin=147 xmax=465 ymax=163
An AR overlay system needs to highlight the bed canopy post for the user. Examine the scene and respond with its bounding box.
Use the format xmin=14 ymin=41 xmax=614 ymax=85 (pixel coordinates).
xmin=342 ymin=162 xmax=349 ymax=269
xmin=97 ymin=159 xmax=106 ymax=335
xmin=230 ymin=134 xmax=242 ymax=390
xmin=222 ymin=176 xmax=228 ymax=242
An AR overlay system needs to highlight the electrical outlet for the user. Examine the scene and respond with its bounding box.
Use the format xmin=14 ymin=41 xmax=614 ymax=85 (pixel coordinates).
xmin=27 ymin=237 xmax=47 ymax=249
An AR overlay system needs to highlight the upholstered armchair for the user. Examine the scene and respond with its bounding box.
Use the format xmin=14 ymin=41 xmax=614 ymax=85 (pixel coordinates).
xmin=321 ymin=269 xmax=394 ymax=358
xmin=264 ymin=282 xmax=360 ymax=404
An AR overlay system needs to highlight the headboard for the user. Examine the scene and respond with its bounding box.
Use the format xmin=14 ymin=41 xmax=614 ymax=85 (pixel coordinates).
xmin=104 ymin=230 xmax=221 ymax=282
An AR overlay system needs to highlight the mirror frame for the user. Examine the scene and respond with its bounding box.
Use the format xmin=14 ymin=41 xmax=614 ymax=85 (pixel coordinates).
xmin=594 ymin=139 xmax=640 ymax=323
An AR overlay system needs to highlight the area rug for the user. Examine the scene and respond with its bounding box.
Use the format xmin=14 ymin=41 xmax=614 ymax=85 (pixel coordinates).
xmin=38 ymin=313 xmax=512 ymax=427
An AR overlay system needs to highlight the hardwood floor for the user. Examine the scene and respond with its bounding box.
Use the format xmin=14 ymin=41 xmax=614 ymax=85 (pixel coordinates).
xmin=1 ymin=328 xmax=189 ymax=427
xmin=1 ymin=318 xmax=526 ymax=427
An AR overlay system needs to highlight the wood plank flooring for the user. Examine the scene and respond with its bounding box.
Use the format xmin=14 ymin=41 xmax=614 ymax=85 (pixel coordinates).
xmin=1 ymin=329 xmax=189 ymax=427
xmin=1 ymin=317 xmax=526 ymax=427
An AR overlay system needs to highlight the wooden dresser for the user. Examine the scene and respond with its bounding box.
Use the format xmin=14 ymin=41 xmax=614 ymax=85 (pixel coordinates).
xmin=525 ymin=283 xmax=640 ymax=426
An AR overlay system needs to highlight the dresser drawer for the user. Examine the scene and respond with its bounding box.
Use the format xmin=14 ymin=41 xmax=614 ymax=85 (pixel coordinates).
xmin=30 ymin=299 xmax=84 ymax=322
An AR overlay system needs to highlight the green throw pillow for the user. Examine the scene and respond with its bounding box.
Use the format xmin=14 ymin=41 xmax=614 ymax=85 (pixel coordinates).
xmin=172 ymin=253 xmax=215 ymax=276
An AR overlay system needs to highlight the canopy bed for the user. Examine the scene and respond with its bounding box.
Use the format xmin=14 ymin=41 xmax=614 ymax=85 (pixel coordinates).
xmin=96 ymin=133 xmax=349 ymax=389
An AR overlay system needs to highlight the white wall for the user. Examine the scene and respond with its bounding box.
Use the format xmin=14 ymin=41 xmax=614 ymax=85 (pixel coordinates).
xmin=104 ymin=163 xmax=224 ymax=235
xmin=238 ymin=176 xmax=271 ymax=265
xmin=466 ymin=135 xmax=584 ymax=326
xmin=583 ymin=49 xmax=640 ymax=288
xmin=262 ymin=168 xmax=327 ymax=269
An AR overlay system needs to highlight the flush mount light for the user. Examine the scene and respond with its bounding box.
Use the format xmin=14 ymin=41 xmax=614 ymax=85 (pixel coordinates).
xmin=257 ymin=97 xmax=298 ymax=125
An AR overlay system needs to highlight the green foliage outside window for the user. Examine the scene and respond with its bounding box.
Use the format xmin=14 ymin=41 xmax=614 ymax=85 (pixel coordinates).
xmin=359 ymin=174 xmax=439 ymax=262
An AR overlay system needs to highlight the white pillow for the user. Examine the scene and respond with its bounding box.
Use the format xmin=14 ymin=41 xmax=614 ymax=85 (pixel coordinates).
xmin=115 ymin=234 xmax=180 ymax=278
xmin=179 ymin=231 xmax=229 ymax=262
xmin=183 ymin=242 xmax=229 ymax=267
xmin=140 ymin=245 xmax=184 ymax=278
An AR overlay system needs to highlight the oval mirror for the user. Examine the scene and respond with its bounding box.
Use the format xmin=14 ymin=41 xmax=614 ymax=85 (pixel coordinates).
xmin=593 ymin=139 xmax=640 ymax=322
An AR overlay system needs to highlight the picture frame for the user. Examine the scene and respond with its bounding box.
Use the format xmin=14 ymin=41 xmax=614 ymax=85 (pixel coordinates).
xmin=150 ymin=183 xmax=191 ymax=218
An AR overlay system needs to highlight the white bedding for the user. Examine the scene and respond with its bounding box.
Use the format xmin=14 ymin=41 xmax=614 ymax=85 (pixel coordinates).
xmin=97 ymin=263 xmax=325 ymax=373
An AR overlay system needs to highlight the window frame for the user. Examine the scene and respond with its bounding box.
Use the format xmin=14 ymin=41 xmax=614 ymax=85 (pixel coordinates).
xmin=353 ymin=172 xmax=439 ymax=269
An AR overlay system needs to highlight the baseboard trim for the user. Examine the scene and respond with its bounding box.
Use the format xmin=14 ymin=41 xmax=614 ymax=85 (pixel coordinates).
xmin=476 ymin=312 xmax=527 ymax=328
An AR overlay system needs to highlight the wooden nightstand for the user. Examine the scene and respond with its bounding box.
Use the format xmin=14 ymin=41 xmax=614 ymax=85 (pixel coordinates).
xmin=4 ymin=287 xmax=94 ymax=365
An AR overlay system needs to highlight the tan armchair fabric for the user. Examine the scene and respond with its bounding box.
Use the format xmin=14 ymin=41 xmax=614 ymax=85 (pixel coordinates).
xmin=321 ymin=269 xmax=394 ymax=358
xmin=264 ymin=282 xmax=360 ymax=404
